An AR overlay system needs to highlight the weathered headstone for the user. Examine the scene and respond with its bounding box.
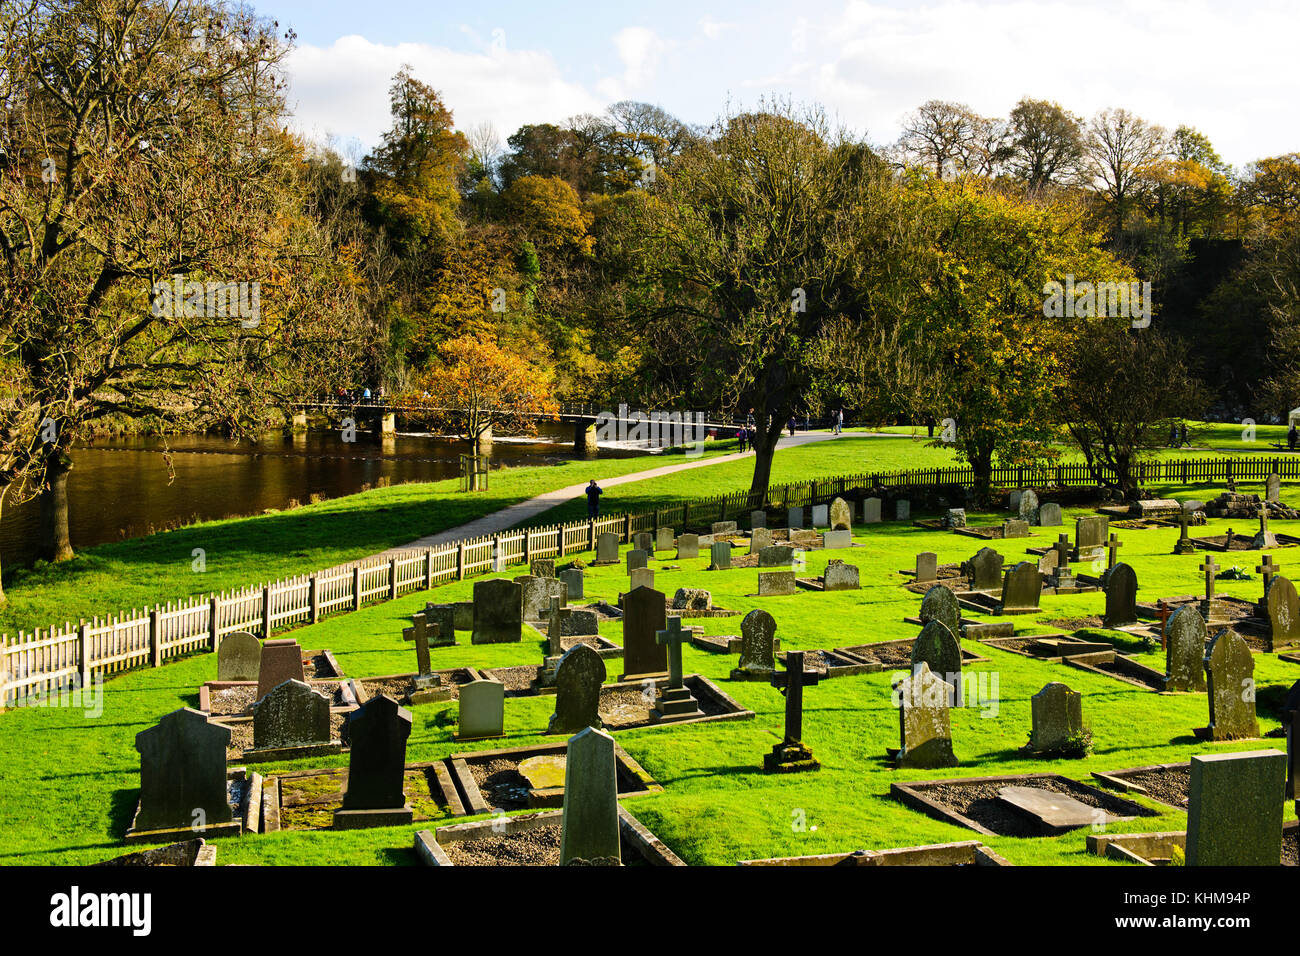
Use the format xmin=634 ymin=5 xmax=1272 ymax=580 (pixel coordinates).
xmin=1199 ymin=628 xmax=1260 ymax=741
xmin=419 ymin=603 xmax=457 ymax=646
xmin=1267 ymin=575 xmax=1300 ymax=650
xmin=862 ymin=498 xmax=881 ymax=524
xmin=1186 ymin=750 xmax=1287 ymax=866
xmin=893 ymin=663 xmax=958 ymax=768
xmin=456 ymin=679 xmax=505 ymax=741
xmin=633 ymin=531 xmax=653 ymax=554
xmin=750 ymin=510 xmax=767 ymax=529
xmin=910 ymin=620 xmax=962 ymax=706
xmin=517 ymin=575 xmax=567 ymax=621
xmin=594 ymin=532 xmax=619 ymax=565
xmin=671 ymin=588 xmax=712 ymax=611
xmin=1073 ymin=515 xmax=1109 ymax=562
xmin=256 ymin=639 xmax=305 ymax=701
xmin=758 ymin=569 xmax=797 ymax=596
xmin=1101 ymin=562 xmax=1138 ymax=628
xmin=997 ymin=562 xmax=1042 ymax=613
xmin=471 ymin=578 xmax=523 ymax=644
xmin=251 ymin=679 xmax=331 ymax=751
xmin=559 ymin=727 xmax=621 ymax=865
xmin=1267 ymin=472 xmax=1281 ymax=503
xmin=811 ymin=504 xmax=829 ymax=527
xmin=763 ymin=651 xmax=821 ymax=772
xmin=548 ymin=643 xmax=606 ymax=734
xmin=1036 ymin=548 xmax=1059 ymax=575
xmin=919 ymin=585 xmax=960 ymax=639
xmin=895 ymin=500 xmax=910 ymax=521
xmin=560 ymin=568 xmax=584 ymax=601
xmin=758 ymin=544 xmax=795 ymax=567
xmin=732 ymin=609 xmax=777 ymax=680
xmin=335 ymin=694 xmax=414 ymax=828
xmin=1284 ymin=681 xmax=1300 ymax=800
xmin=709 ymin=541 xmax=732 ymax=570
xmin=915 ymin=552 xmax=938 ymax=585
xmin=217 ymin=632 xmax=261 ymax=683
xmin=1017 ymin=488 xmax=1039 ymax=523
xmin=676 ymin=533 xmax=699 ymax=560
xmin=625 ymin=549 xmax=649 ymax=574
xmin=823 ymin=559 xmax=860 ymax=591
xmin=1164 ymin=605 xmax=1208 ymax=692
xmin=1009 ymin=490 xmax=1023 ymax=511
xmin=944 ymin=508 xmax=967 ymax=529
xmin=1036 ymin=502 xmax=1062 ymax=527
xmin=829 ymin=497 xmax=852 ymax=531
xmin=628 ymin=567 xmax=655 ymax=592
xmin=1002 ymin=518 xmax=1029 ymax=538
xmin=530 ymin=558 xmax=556 ymax=579
xmin=621 ymin=585 xmax=668 ymax=680
xmin=1029 ymin=682 xmax=1084 ymax=753
xmin=712 ymin=520 xmax=738 ymax=536
xmin=787 ymin=506 xmax=803 ymax=530
xmin=962 ymin=547 xmax=1004 ymax=592
xmin=133 ymin=708 xmax=233 ymax=834
xmin=655 ymin=527 xmax=674 ymax=552
xmin=822 ymin=529 xmax=852 ymax=549
xmin=749 ymin=527 xmax=774 ymax=554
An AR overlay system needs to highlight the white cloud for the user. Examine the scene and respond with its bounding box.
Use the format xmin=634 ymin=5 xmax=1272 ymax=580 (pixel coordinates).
xmin=698 ymin=16 xmax=734 ymax=40
xmin=596 ymin=26 xmax=669 ymax=101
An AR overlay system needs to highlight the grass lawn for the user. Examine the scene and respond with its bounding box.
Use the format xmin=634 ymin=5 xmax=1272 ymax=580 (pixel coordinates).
xmin=2 ymin=488 xmax=1296 ymax=866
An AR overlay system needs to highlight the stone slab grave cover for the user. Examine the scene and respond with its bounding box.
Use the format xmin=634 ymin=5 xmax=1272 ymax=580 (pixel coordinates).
xmin=732 ymin=609 xmax=778 ymax=681
xmin=896 ymin=500 xmax=911 ymax=521
xmin=1164 ymin=605 xmax=1208 ymax=692
xmin=531 ymin=558 xmax=556 ymax=579
xmin=1037 ymin=502 xmax=1062 ymax=527
xmin=759 ymin=569 xmax=797 ymax=596
xmin=517 ymin=575 xmax=568 ymax=622
xmin=750 ymin=527 xmax=774 ymax=554
xmin=763 ymin=651 xmax=821 ymax=773
xmin=456 ymin=679 xmax=506 ymax=741
xmin=710 ymin=541 xmax=732 ymax=570
xmin=751 ymin=510 xmax=767 ymax=529
xmin=621 ymin=585 xmax=668 ymax=681
xmin=829 ymin=497 xmax=853 ymax=531
xmin=915 ymin=552 xmax=938 ymax=585
xmin=911 ymin=621 xmax=963 ymax=706
xmin=419 ymin=604 xmax=457 ymax=646
xmin=758 ymin=545 xmax=795 ymax=567
xmin=822 ymin=529 xmax=853 ymax=550
xmin=655 ymin=527 xmax=674 ymax=553
xmin=1186 ymin=750 xmax=1287 ymax=866
xmin=1017 ymin=489 xmax=1039 ymax=523
xmin=893 ymin=663 xmax=958 ymax=769
xmin=334 ymin=695 xmax=414 ymax=829
xmin=920 ymin=585 xmax=961 ymax=640
xmin=1196 ymin=628 xmax=1260 ymax=741
xmin=133 ymin=708 xmax=235 ymax=836
xmin=863 ymin=498 xmax=882 ymax=524
xmin=787 ymin=506 xmax=803 ymax=530
xmin=811 ymin=504 xmax=829 ymax=527
xmin=548 ymin=643 xmax=606 ymax=734
xmin=633 ymin=531 xmax=654 ymax=554
xmin=250 ymin=678 xmax=333 ymax=754
xmin=823 ymin=559 xmax=860 ymax=591
xmin=256 ymin=639 xmax=305 ymax=701
xmin=996 ymin=787 xmax=1119 ymax=834
xmin=594 ymin=532 xmax=620 ymax=565
xmin=1101 ymin=562 xmax=1139 ymax=628
xmin=1002 ymin=519 xmax=1029 ymax=538
xmin=560 ymin=568 xmax=584 ymax=601
xmin=472 ymin=578 xmax=523 ymax=644
xmin=625 ymin=549 xmax=649 ymax=574
xmin=962 ymin=547 xmax=1004 ymax=592
xmin=1267 ymin=575 xmax=1300 ymax=649
xmin=676 ymin=533 xmax=699 ymax=560
xmin=997 ymin=562 xmax=1042 ymax=613
xmin=560 ymin=727 xmax=621 ymax=865
xmin=217 ymin=631 xmax=261 ymax=683
xmin=1029 ymin=682 xmax=1084 ymax=754
xmin=1074 ymin=515 xmax=1109 ymax=562
xmin=628 ymin=567 xmax=654 ymax=592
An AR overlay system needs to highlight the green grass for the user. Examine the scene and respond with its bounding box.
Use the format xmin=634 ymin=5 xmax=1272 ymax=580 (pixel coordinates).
xmin=3 ymin=491 xmax=1296 ymax=866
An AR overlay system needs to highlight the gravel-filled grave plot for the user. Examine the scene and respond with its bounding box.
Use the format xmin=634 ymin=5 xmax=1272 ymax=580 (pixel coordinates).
xmin=1043 ymin=616 xmax=1104 ymax=630
xmin=479 ymin=664 xmax=548 ymax=697
xmin=438 ymin=823 xmax=656 ymax=866
xmin=777 ymin=648 xmax=881 ymax=677
xmin=892 ymin=773 xmax=1159 ymax=838
xmin=1284 ymin=826 xmax=1298 ymax=866
xmin=357 ymin=668 xmax=478 ymax=703
xmin=1092 ymin=763 xmax=1191 ymax=810
xmin=266 ymin=765 xmax=457 ymax=832
xmin=904 ymin=567 xmax=967 ymax=594
xmin=449 ymin=740 xmax=658 ymax=813
xmin=205 ymin=680 xmax=349 ymax=717
xmin=837 ymin=639 xmax=990 ymax=670
xmin=220 ymin=710 xmax=351 ymax=761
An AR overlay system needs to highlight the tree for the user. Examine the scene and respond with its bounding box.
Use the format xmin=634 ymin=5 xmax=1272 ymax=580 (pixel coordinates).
xmin=1086 ymin=108 xmax=1167 ymax=236
xmin=1242 ymin=154 xmax=1300 ymax=229
xmin=1006 ymin=98 xmax=1085 ymax=192
xmin=503 ymin=175 xmax=594 ymax=256
xmin=896 ymin=100 xmax=997 ymax=179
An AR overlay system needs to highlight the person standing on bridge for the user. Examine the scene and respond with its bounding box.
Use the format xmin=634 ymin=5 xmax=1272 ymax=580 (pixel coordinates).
xmin=586 ymin=479 xmax=603 ymax=519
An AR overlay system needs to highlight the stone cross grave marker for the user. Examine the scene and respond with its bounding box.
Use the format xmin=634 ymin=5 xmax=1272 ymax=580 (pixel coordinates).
xmin=1199 ymin=628 xmax=1260 ymax=741
xmin=915 ymin=552 xmax=938 ymax=584
xmin=1255 ymin=504 xmax=1279 ymax=548
xmin=472 ymin=578 xmax=523 ymax=644
xmin=457 ymin=678 xmax=505 ymax=741
xmin=1106 ymin=533 xmax=1123 ymax=570
xmin=1102 ymin=562 xmax=1138 ymax=628
xmin=256 ymin=639 xmax=305 ymax=702
xmin=547 ymin=596 xmax=565 ymax=657
xmin=1186 ymin=750 xmax=1287 ymax=866
xmin=548 ymin=643 xmax=606 ymax=734
xmin=1164 ymin=605 xmax=1208 ymax=692
xmin=1029 ymin=682 xmax=1084 ymax=753
xmin=134 ymin=708 xmax=233 ymax=834
xmin=621 ymin=585 xmax=667 ymax=681
xmin=217 ymin=631 xmax=261 ymax=683
xmin=559 ymin=726 xmax=621 ymax=866
xmin=335 ymin=695 xmax=414 ymax=828
xmin=763 ymin=651 xmax=821 ymax=772
xmin=911 ymin=620 xmax=962 ymax=706
xmin=893 ymin=663 xmax=958 ymax=769
xmin=652 ymin=617 xmax=700 ymax=719
xmin=412 ymin=613 xmax=432 ymax=676
xmin=252 ymin=679 xmax=331 ymax=751
xmin=1199 ymin=555 xmax=1219 ymax=620
xmin=732 ymin=609 xmax=777 ymax=680
xmin=1256 ymin=554 xmax=1279 ymax=602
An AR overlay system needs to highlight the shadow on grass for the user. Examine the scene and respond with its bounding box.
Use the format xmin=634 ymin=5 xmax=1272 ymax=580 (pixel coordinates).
xmin=109 ymin=787 xmax=139 ymax=839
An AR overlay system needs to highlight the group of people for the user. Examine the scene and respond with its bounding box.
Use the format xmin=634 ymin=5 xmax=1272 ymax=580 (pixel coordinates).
xmin=736 ymin=408 xmax=845 ymax=447
xmin=331 ymin=386 xmax=385 ymax=404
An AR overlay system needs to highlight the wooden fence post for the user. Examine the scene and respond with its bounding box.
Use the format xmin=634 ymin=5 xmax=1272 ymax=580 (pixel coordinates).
xmin=308 ymin=576 xmax=320 ymax=625
xmin=457 ymin=541 xmax=466 ymax=580
xmin=492 ymin=534 xmax=502 ymax=570
xmin=623 ymin=514 xmax=632 ymax=542
xmin=262 ymin=584 xmax=272 ymax=638
xmin=352 ymin=566 xmax=362 ymax=611
xmin=388 ymin=558 xmax=398 ymax=600
xmin=149 ymin=606 xmax=161 ymax=667
xmin=209 ymin=595 xmax=220 ymax=649
xmin=424 ymin=550 xmax=434 ymax=589
xmin=78 ymin=620 xmax=90 ymax=689
xmin=524 ymin=530 xmax=532 ymax=567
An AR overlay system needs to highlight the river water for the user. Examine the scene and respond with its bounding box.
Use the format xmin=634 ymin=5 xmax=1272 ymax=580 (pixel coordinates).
xmin=0 ymin=423 xmax=638 ymax=570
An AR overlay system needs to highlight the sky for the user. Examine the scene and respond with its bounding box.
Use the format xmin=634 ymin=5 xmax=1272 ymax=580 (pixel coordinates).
xmin=259 ymin=0 xmax=1300 ymax=171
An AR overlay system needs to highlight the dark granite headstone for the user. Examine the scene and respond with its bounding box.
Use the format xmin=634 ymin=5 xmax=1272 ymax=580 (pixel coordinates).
xmin=1101 ymin=562 xmax=1138 ymax=628
xmin=621 ymin=585 xmax=667 ymax=680
xmin=548 ymin=644 xmax=606 ymax=734
xmin=252 ymin=679 xmax=332 ymax=749
xmin=256 ymin=639 xmax=305 ymax=701
xmin=962 ymin=547 xmax=1004 ymax=591
xmin=997 ymin=562 xmax=1042 ymax=612
xmin=337 ymin=695 xmax=413 ymax=824
xmin=134 ymin=708 xmax=233 ymax=833
xmin=471 ymin=578 xmax=523 ymax=644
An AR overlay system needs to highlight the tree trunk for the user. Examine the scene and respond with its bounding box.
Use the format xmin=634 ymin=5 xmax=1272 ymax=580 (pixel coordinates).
xmin=748 ymin=418 xmax=785 ymax=502
xmin=0 ymin=485 xmax=7 ymax=606
xmin=968 ymin=437 xmax=995 ymax=502
xmin=38 ymin=450 xmax=75 ymax=563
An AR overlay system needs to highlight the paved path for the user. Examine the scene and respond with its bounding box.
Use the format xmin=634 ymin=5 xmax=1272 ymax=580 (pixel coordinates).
xmin=385 ymin=430 xmax=854 ymax=554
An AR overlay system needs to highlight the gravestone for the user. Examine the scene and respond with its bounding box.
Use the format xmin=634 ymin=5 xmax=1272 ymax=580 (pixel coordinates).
xmin=962 ymin=547 xmax=1004 ymax=592
xmin=894 ymin=663 xmax=958 ymax=768
xmin=758 ymin=569 xmax=797 ymax=596
xmin=1267 ymin=575 xmax=1300 ymax=649
xmin=1173 ymin=507 xmax=1197 ymax=555
xmin=652 ymin=618 xmax=700 ymax=719
xmin=335 ymin=694 xmax=414 ymax=828
xmin=456 ymin=679 xmax=505 ymax=741
xmin=910 ymin=621 xmax=962 ymax=706
xmin=256 ymin=639 xmax=305 ymax=701
xmin=530 ymin=558 xmax=556 ymax=579
xmin=763 ymin=651 xmax=821 ymax=772
xmin=862 ymin=498 xmax=882 ymax=524
xmin=732 ymin=609 xmax=778 ymax=680
xmin=621 ymin=586 xmax=668 ymax=681
xmin=1018 ymin=489 xmax=1039 ymax=523
xmin=1267 ymin=472 xmax=1281 ymax=503
xmin=633 ymin=531 xmax=654 ymax=554
xmin=915 ymin=552 xmax=938 ymax=584
xmin=1186 ymin=750 xmax=1287 ymax=866
xmin=997 ymin=562 xmax=1042 ymax=613
xmin=594 ymin=532 xmax=620 ymax=565
xmin=548 ymin=644 xmax=606 ymax=734
xmin=749 ymin=527 xmax=774 ymax=554
xmin=655 ymin=527 xmax=674 ymax=552
xmin=790 ymin=529 xmax=821 ymax=549
xmin=1036 ymin=549 xmax=1059 ymax=575
xmin=562 ymin=609 xmax=601 ymax=637
xmin=822 ymin=529 xmax=852 ymax=549
xmin=829 ymin=498 xmax=853 ymax=531
xmin=420 ymin=604 xmax=457 ymax=646
xmin=710 ymin=541 xmax=732 ymax=570
xmin=251 ymin=679 xmax=331 ymax=751
xmin=1164 ymin=605 xmax=1208 ymax=692
xmin=517 ymin=575 xmax=567 ymax=621
xmin=787 ymin=506 xmax=803 ymax=530
xmin=676 ymin=533 xmax=699 ymax=560
xmin=1002 ymin=519 xmax=1029 ymax=538
xmin=559 ymin=727 xmax=621 ymax=866
xmin=1284 ymin=681 xmax=1300 ymax=800
xmin=560 ymin=568 xmax=584 ymax=601
xmin=823 ymin=560 xmax=860 ymax=591
xmin=453 ymin=601 xmax=474 ymax=632
xmin=758 ymin=544 xmax=795 ymax=567
xmin=1073 ymin=515 xmax=1109 ymax=562
xmin=1009 ymin=490 xmax=1023 ymax=511
xmin=1101 ymin=562 xmax=1138 ymax=628
xmin=712 ymin=520 xmax=738 ymax=536
xmin=919 ymin=585 xmax=960 ymax=640
xmin=811 ymin=504 xmax=829 ymax=527
xmin=944 ymin=508 xmax=966 ymax=529
xmin=1200 ymin=628 xmax=1260 ymax=741
xmin=1029 ymin=682 xmax=1084 ymax=753
xmin=134 ymin=709 xmax=233 ymax=834
xmin=1036 ymin=502 xmax=1062 ymax=527
xmin=626 ymin=549 xmax=648 ymax=574
xmin=217 ymin=632 xmax=261 ymax=683
xmin=895 ymin=500 xmax=910 ymax=521
xmin=628 ymin=567 xmax=655 ymax=592
xmin=471 ymin=578 xmax=523 ymax=644
xmin=750 ymin=510 xmax=767 ymax=529
xmin=671 ymin=588 xmax=712 ymax=612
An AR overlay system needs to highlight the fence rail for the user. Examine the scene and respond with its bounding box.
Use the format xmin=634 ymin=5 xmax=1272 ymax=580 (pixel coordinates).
xmin=1 ymin=453 xmax=1287 ymax=707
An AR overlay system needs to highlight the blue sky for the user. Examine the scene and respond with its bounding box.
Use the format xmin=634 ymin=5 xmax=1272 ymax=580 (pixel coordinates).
xmin=261 ymin=0 xmax=1299 ymax=170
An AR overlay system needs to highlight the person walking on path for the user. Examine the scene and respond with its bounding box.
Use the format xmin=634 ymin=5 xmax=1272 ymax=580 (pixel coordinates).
xmin=833 ymin=408 xmax=844 ymax=435
xmin=737 ymin=426 xmax=748 ymax=452
xmin=585 ymin=479 xmax=603 ymax=518
xmin=1289 ymin=422 xmax=1297 ymax=452
xmin=787 ymin=415 xmax=797 ymax=437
